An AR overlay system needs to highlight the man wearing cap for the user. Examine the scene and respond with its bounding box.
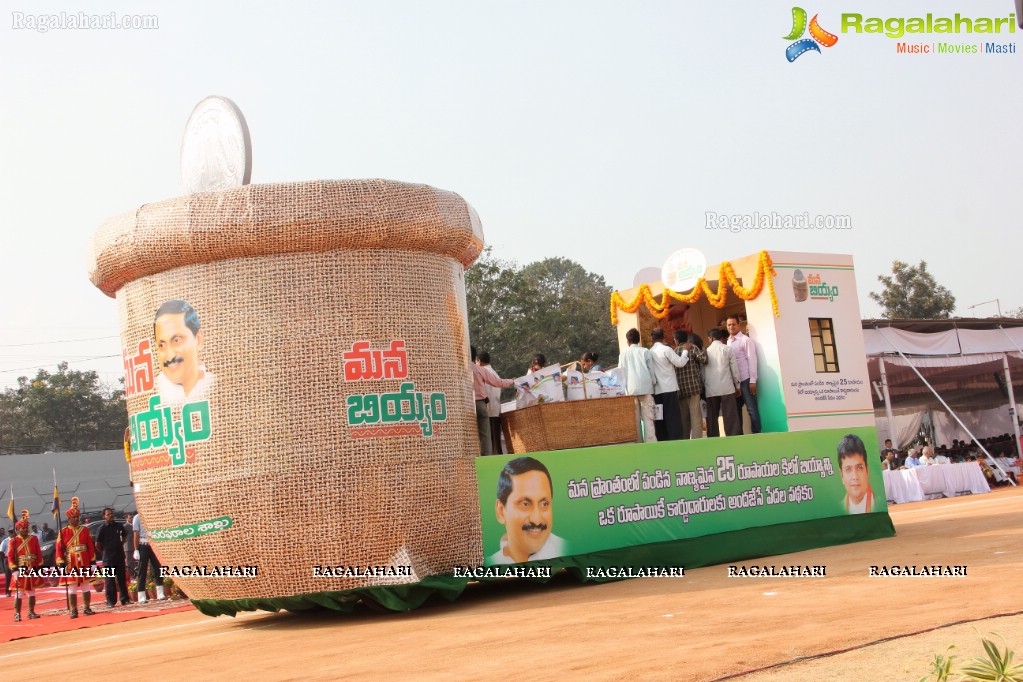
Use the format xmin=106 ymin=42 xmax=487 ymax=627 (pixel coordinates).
xmin=56 ymin=498 xmax=97 ymax=618
xmin=8 ymin=511 xmax=45 ymax=621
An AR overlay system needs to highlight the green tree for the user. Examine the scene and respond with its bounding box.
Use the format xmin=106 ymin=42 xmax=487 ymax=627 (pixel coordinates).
xmin=466 ymin=250 xmax=618 ymax=381
xmin=0 ymin=362 xmax=126 ymax=453
xmin=464 ymin=248 xmax=538 ymax=379
xmin=869 ymin=260 xmax=956 ymax=319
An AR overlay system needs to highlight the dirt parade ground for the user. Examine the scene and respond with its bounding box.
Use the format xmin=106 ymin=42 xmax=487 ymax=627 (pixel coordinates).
xmin=3 ymin=487 xmax=1021 ymax=681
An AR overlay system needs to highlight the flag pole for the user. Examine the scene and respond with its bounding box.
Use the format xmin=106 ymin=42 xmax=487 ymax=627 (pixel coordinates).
xmin=5 ymin=485 xmax=12 ymax=599
xmin=53 ymin=469 xmax=70 ymax=614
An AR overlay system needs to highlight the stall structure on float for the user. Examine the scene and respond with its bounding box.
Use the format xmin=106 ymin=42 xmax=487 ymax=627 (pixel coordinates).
xmin=474 ymin=249 xmax=893 ymax=582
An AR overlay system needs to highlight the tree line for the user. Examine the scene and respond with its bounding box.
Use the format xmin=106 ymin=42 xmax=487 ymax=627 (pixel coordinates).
xmin=466 ymin=249 xmax=619 ymax=381
xmin=0 ymin=362 xmax=125 ymax=454
xmin=0 ymin=256 xmax=1013 ymax=453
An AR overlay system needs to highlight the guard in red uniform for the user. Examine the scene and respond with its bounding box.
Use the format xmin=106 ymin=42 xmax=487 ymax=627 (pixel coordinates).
xmin=8 ymin=510 xmax=45 ymax=622
xmin=56 ymin=498 xmax=97 ymax=618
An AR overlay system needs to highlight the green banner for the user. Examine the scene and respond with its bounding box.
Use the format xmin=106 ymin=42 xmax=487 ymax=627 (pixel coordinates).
xmin=477 ymin=426 xmax=887 ymax=565
xmin=149 ymin=515 xmax=234 ymax=542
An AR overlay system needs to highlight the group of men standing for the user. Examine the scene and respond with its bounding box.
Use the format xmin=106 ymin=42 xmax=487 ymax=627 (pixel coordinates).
xmin=3 ymin=502 xmax=99 ymax=621
xmin=619 ymin=314 xmax=761 ymax=441
xmin=4 ymin=504 xmax=167 ymax=622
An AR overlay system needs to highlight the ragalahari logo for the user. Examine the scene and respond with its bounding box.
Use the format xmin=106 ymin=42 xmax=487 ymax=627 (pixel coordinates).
xmin=784 ymin=7 xmax=839 ymax=62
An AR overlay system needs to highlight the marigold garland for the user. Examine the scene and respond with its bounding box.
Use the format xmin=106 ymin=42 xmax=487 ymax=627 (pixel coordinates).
xmin=610 ymin=250 xmax=779 ymax=324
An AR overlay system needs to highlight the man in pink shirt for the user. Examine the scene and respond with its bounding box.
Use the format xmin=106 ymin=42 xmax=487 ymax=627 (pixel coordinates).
xmin=726 ymin=315 xmax=761 ymax=434
xmin=472 ymin=346 xmax=515 ymax=455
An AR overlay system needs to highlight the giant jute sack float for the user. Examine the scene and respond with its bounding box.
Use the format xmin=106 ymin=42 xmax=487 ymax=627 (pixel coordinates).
xmin=89 ymin=180 xmax=485 ymax=611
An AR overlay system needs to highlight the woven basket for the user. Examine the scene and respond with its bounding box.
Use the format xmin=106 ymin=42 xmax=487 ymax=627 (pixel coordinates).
xmin=501 ymin=396 xmax=642 ymax=453
xmin=88 ymin=179 xmax=485 ymax=602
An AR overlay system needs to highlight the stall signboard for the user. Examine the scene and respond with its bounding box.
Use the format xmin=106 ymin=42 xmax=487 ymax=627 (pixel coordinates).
xmin=768 ymin=254 xmax=874 ymax=432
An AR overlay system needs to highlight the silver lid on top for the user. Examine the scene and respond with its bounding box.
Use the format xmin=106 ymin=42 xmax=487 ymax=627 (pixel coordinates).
xmin=180 ymin=96 xmax=252 ymax=194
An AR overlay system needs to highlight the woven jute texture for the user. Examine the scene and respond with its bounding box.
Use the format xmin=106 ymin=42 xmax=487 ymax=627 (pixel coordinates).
xmin=89 ymin=180 xmax=486 ymax=601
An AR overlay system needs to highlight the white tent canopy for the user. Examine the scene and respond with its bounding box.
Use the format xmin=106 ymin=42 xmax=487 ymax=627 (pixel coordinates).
xmin=863 ymin=325 xmax=1023 ymax=357
xmin=862 ymin=319 xmax=1023 ymax=450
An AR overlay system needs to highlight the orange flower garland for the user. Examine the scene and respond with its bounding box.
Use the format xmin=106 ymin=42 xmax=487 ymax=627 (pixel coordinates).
xmin=610 ymin=250 xmax=779 ymax=324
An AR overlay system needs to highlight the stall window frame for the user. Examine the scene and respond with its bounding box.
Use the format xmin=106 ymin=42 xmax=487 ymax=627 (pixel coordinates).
xmin=809 ymin=317 xmax=839 ymax=373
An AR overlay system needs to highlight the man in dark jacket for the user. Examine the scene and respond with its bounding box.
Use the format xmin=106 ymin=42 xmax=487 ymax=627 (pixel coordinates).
xmin=95 ymin=508 xmax=130 ymax=607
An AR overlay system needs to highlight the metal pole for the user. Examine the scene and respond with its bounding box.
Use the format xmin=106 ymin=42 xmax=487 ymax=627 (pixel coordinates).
xmin=997 ymin=327 xmax=1023 ymax=459
xmin=1003 ymin=354 xmax=1022 ymax=460
xmin=875 ymin=327 xmax=1015 ymax=487
xmin=878 ymin=357 xmax=898 ymax=447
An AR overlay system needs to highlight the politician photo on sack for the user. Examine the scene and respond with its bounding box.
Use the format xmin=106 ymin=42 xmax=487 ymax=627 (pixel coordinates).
xmin=490 ymin=456 xmax=567 ymax=564
xmin=154 ymin=299 xmax=215 ymax=408
xmin=836 ymin=433 xmax=876 ymax=514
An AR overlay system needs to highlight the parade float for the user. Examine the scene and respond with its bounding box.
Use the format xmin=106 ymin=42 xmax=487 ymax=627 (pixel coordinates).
xmin=88 ymin=99 xmax=893 ymax=616
xmin=475 ymin=250 xmax=893 ymax=578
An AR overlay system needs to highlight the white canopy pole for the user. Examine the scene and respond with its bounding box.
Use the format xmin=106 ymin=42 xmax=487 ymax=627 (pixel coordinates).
xmin=875 ymin=328 xmax=1015 ymax=487
xmin=998 ymin=327 xmax=1023 ymax=459
xmin=878 ymin=357 xmax=897 ymax=447
xmin=1002 ymin=354 xmax=1022 ymax=460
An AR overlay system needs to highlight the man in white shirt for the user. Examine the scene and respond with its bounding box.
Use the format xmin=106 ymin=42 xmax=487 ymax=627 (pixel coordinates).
xmin=618 ymin=328 xmax=657 ymax=443
xmin=648 ymin=328 xmax=688 ymax=441
xmin=703 ymin=328 xmax=741 ymax=437
xmin=726 ymin=315 xmax=761 ymax=434
xmin=921 ymin=445 xmax=944 ymax=465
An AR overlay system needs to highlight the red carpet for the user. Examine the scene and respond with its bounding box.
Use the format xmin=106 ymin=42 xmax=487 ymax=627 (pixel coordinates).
xmin=0 ymin=582 xmax=194 ymax=643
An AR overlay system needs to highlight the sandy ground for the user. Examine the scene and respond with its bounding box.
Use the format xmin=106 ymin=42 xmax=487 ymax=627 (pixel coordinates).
xmin=2 ymin=487 xmax=1021 ymax=681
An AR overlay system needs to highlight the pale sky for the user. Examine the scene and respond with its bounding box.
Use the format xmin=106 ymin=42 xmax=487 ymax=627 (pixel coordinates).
xmin=1 ymin=0 xmax=1020 ymax=390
